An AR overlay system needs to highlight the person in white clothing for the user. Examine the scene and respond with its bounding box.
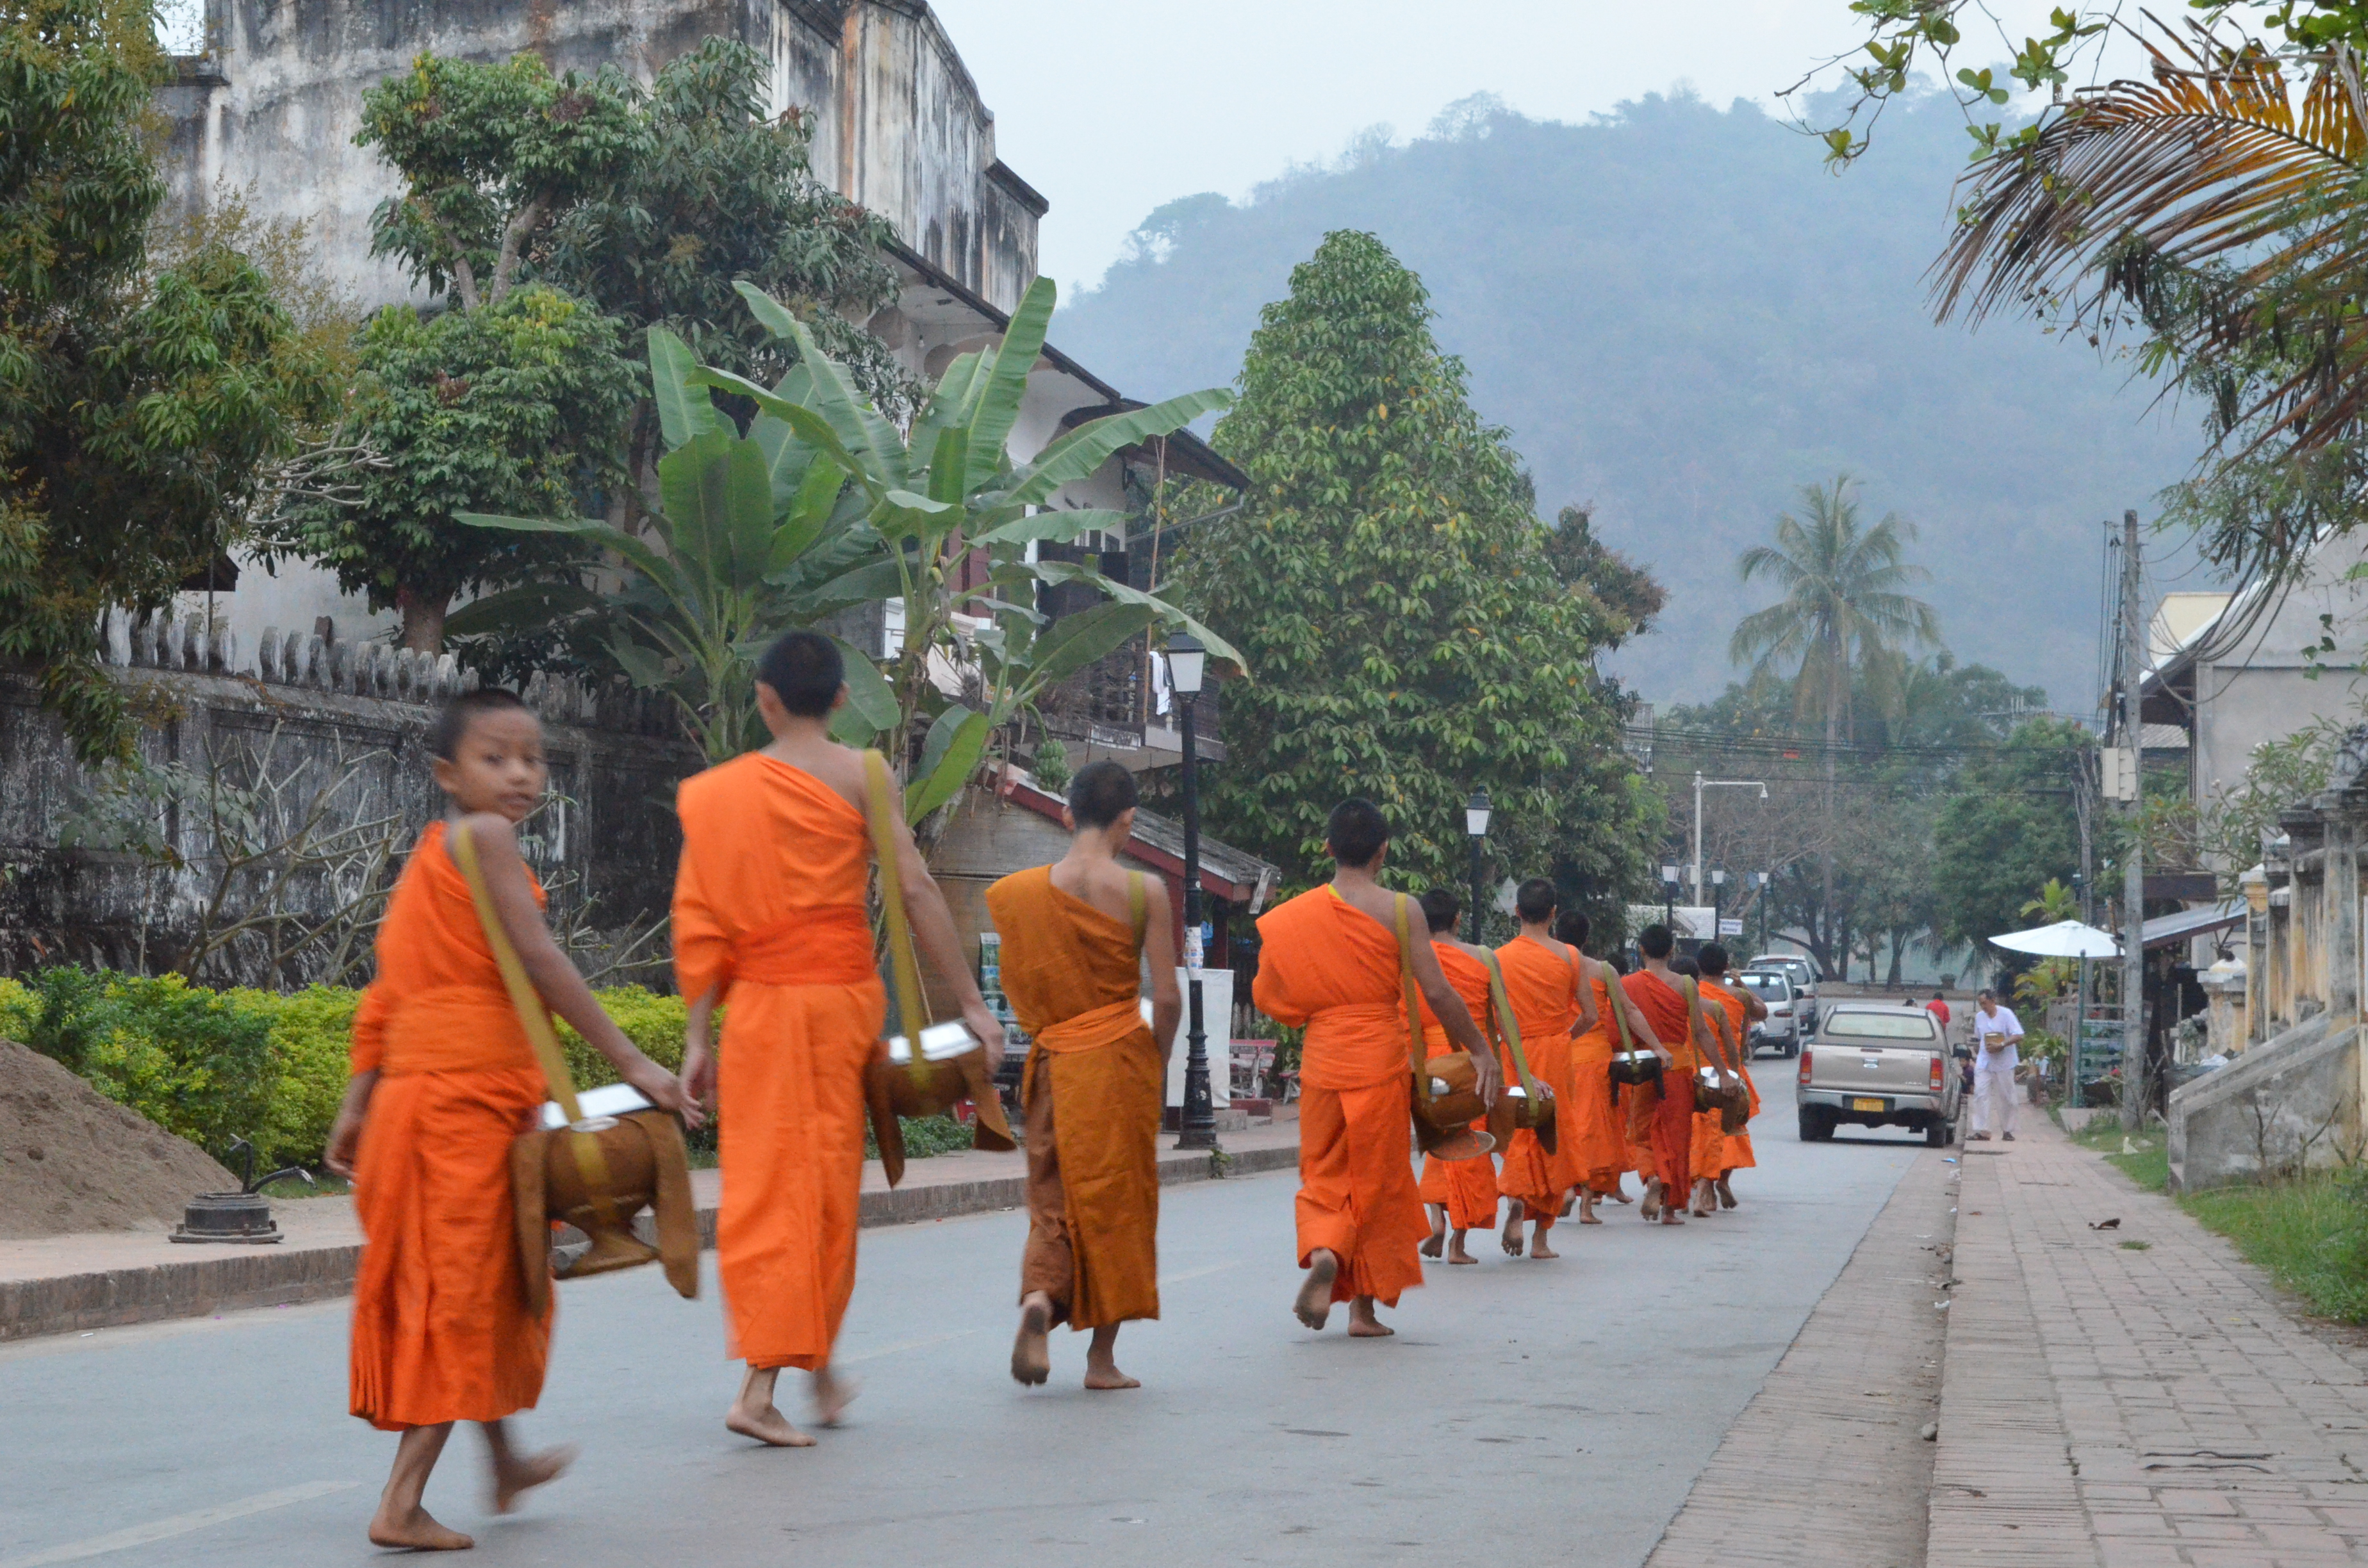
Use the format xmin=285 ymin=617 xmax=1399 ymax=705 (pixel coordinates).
xmin=1968 ymin=990 xmax=2023 ymax=1141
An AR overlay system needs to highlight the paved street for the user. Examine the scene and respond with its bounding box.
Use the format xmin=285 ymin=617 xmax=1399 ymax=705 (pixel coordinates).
xmin=0 ymin=1077 xmax=1923 ymax=1568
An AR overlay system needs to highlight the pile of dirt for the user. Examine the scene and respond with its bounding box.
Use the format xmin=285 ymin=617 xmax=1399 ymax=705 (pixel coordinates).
xmin=0 ymin=1038 xmax=236 ymax=1238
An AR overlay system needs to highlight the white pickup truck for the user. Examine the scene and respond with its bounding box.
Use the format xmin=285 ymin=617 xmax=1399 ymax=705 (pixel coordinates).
xmin=1795 ymin=1002 xmax=1961 ymax=1148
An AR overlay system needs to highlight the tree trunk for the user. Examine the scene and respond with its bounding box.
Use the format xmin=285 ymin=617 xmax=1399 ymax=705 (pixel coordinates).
xmin=397 ymin=587 xmax=447 ymax=653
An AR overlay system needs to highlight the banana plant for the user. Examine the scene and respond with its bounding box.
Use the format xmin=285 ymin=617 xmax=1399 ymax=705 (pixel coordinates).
xmin=688 ymin=274 xmax=1246 ymax=823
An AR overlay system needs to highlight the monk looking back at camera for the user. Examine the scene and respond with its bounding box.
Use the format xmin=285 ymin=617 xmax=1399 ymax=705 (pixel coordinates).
xmin=675 ymin=630 xmax=1005 ymax=1448
xmin=327 ymin=689 xmax=693 ymax=1553
xmin=1255 ymin=799 xmax=1499 ymax=1336
xmin=1413 ymin=888 xmax=1506 ymax=1268
xmin=990 ymin=760 xmax=1181 ymax=1392
xmin=1493 ymin=879 xmax=1596 ymax=1261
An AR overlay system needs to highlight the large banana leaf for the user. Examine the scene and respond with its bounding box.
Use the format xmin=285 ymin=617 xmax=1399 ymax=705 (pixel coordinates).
xmin=963 ymin=277 xmax=1055 ymax=496
xmin=657 ymin=429 xmax=775 ymax=594
xmin=906 ymin=706 xmax=991 ymax=823
xmin=456 ymin=512 xmax=685 ymax=603
xmin=973 ymin=507 xmax=1135 ymax=548
xmin=648 ymin=326 xmax=722 ymax=452
xmin=1028 ymin=559 xmax=1250 ymax=676
xmin=441 ymin=580 xmax=605 ymax=638
xmin=826 ymin=637 xmax=900 ymax=738
xmin=910 ymin=349 xmax=989 ymax=466
xmin=1023 ymin=599 xmax=1160 ymax=687
xmin=732 ymin=283 xmax=912 ymax=492
xmin=1005 ymin=389 xmax=1235 ymax=508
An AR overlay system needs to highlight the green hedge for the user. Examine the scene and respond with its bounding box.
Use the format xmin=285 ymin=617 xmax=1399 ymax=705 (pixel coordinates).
xmin=1 ymin=972 xmax=973 ymax=1170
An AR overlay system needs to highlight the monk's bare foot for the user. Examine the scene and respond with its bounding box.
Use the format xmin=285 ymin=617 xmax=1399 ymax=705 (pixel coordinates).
xmin=1529 ymin=1229 xmax=1559 ymax=1260
xmin=725 ymin=1400 xmax=816 ymax=1448
xmin=1345 ymin=1296 xmax=1394 ymax=1337
xmin=1578 ymin=1194 xmax=1603 ymax=1225
xmin=1716 ymin=1175 xmax=1738 ymax=1209
xmin=811 ymin=1368 xmax=857 ymax=1428
xmin=1083 ymin=1365 xmax=1140 ymax=1390
xmin=1691 ymin=1180 xmax=1716 ymax=1218
xmin=1609 ymin=1184 xmax=1634 ymax=1204
xmin=368 ymin=1504 xmax=473 ymax=1551
xmin=1659 ymin=1207 xmax=1686 ymax=1225
xmin=1446 ymin=1231 xmax=1477 ymax=1263
xmin=1295 ymin=1251 xmax=1338 ymax=1330
xmin=1419 ymin=1230 xmax=1444 ymax=1259
xmin=1011 ymin=1297 xmax=1053 ymax=1387
xmin=1640 ymin=1179 xmax=1662 ymax=1220
xmin=488 ymin=1444 xmax=575 ymax=1515
xmin=1499 ymin=1212 xmax=1524 ymax=1257
xmin=1557 ymin=1193 xmax=1576 ymax=1218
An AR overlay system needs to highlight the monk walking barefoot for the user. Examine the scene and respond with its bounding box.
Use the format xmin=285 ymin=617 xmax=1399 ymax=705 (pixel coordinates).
xmin=1257 ymin=802 xmax=1497 ymax=1336
xmin=1412 ymin=889 xmax=1509 ymax=1266
xmin=1494 ymin=882 xmax=1595 ymax=1262
xmin=1695 ymin=945 xmax=1761 ymax=1214
xmin=329 ymin=690 xmax=694 ymax=1551
xmin=1619 ymin=926 xmax=1694 ymax=1229
xmin=677 ymin=632 xmax=1004 ymax=1447
xmin=987 ymin=762 xmax=1179 ymax=1392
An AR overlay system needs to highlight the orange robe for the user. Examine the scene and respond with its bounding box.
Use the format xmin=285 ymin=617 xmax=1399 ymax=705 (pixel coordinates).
xmin=675 ymin=753 xmax=887 ymax=1372
xmin=1702 ymin=981 xmax=1759 ymax=1174
xmin=1494 ymin=937 xmax=1583 ymax=1223
xmin=349 ymin=821 xmax=552 ymax=1432
xmin=1415 ymin=943 xmax=1502 ymax=1231
xmin=1253 ymin=886 xmax=1428 ymax=1309
xmin=1565 ymin=965 xmax=1631 ymax=1193
xmin=987 ymin=867 xmax=1162 ymax=1331
xmin=1622 ymin=970 xmax=1699 ymax=1196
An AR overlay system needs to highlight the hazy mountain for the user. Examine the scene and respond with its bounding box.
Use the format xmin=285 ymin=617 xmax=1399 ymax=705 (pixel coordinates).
xmin=1053 ymin=88 xmax=2201 ymax=708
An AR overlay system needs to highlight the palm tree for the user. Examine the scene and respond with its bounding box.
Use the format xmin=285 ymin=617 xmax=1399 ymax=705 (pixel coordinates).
xmin=1730 ymin=475 xmax=1938 ymax=975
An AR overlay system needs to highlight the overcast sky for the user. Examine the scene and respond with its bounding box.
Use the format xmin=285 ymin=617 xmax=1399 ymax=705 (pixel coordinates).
xmin=928 ymin=0 xmax=2142 ymax=291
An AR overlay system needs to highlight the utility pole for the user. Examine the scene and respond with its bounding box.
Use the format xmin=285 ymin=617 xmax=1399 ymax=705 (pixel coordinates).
xmin=2119 ymin=510 xmax=2147 ymax=1132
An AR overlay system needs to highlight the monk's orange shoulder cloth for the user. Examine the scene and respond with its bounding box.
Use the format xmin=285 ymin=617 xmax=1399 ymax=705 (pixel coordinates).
xmin=988 ymin=865 xmax=1161 ymax=1330
xmin=1569 ymin=966 xmax=1618 ymax=1065
xmin=1495 ymin=938 xmax=1582 ymax=1047
xmin=1417 ymin=943 xmax=1495 ymax=1059
xmin=1623 ymin=970 xmax=1699 ymax=1075
xmin=349 ymin=821 xmax=551 ymax=1432
xmin=1253 ymin=886 xmax=1408 ymax=1091
xmin=674 ymin=752 xmax=885 ymax=1374
xmin=1700 ymin=980 xmax=1747 ymax=1063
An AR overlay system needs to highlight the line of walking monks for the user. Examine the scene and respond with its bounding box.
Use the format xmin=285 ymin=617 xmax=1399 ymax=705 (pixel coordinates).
xmin=322 ymin=631 xmax=1764 ymax=1550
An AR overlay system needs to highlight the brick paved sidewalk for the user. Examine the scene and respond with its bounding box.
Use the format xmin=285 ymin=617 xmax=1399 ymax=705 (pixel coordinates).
xmin=1929 ymin=1117 xmax=2368 ymax=1567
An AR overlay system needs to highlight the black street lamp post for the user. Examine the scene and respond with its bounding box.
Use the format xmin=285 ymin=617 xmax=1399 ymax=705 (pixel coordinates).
xmin=1464 ymin=789 xmax=1492 ymax=943
xmin=1167 ymin=632 xmax=1217 ymax=1152
xmin=1661 ymin=862 xmax=1679 ymax=936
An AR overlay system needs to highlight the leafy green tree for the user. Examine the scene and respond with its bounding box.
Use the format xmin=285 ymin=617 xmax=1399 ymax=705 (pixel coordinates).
xmin=1 ymin=0 xmax=327 ymax=760
xmin=1542 ymin=502 xmax=1663 ymax=649
xmin=1170 ymin=229 xmax=1659 ymax=916
xmin=1932 ymin=718 xmax=2085 ymax=956
xmin=274 ymin=285 xmax=636 ymax=651
xmin=536 ymin=37 xmax=915 ymax=500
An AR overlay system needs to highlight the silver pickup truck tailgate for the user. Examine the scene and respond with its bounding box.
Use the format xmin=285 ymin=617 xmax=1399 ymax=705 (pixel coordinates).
xmin=1809 ymin=1042 xmax=1934 ymax=1096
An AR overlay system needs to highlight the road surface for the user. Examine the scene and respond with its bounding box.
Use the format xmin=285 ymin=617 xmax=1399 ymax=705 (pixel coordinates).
xmin=0 ymin=1074 xmax=1923 ymax=1568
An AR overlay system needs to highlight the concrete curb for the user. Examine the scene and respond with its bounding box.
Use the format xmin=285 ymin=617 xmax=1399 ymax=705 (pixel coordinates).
xmin=1 ymin=1141 xmax=1297 ymax=1344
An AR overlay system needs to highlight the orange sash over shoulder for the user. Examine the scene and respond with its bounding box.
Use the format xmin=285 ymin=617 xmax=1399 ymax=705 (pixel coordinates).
xmin=1624 ymin=970 xmax=1699 ymax=1075
xmin=675 ymin=752 xmax=886 ymax=1373
xmin=1253 ymin=886 xmax=1410 ymax=1091
xmin=347 ymin=821 xmax=551 ymax=1432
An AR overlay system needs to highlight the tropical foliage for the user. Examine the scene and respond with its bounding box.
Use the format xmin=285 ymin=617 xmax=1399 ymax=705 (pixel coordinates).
xmin=465 ymin=277 xmax=1239 ymax=815
xmin=1 ymin=0 xmax=331 ymax=760
xmin=1169 ymin=229 xmax=1661 ymax=929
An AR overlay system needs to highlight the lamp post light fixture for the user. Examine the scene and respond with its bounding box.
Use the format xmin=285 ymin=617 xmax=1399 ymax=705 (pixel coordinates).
xmin=1711 ymin=868 xmax=1726 ymax=947
xmin=1465 ymin=788 xmax=1492 ymax=944
xmin=1165 ymin=632 xmax=1217 ymax=1152
xmin=1755 ymin=870 xmax=1772 ymax=955
xmin=1661 ymin=862 xmax=1680 ymax=935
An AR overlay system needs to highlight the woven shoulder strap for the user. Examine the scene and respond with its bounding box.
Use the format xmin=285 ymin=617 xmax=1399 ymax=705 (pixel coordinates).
xmin=1393 ymin=893 xmax=1431 ymax=1093
xmin=1128 ymin=870 xmax=1148 ymax=940
xmin=1600 ymin=959 xmax=1634 ymax=1052
xmin=1680 ymin=974 xmax=1707 ymax=1062
xmin=1481 ymin=951 xmax=1543 ymax=1102
xmin=862 ymin=751 xmax=930 ymax=1038
xmin=449 ymin=819 xmax=582 ymax=1123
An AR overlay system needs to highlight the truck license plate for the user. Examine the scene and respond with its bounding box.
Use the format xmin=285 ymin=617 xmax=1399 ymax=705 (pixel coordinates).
xmin=1851 ymin=1097 xmax=1885 ymax=1113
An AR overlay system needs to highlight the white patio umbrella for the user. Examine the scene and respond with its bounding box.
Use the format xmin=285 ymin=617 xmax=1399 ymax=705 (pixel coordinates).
xmin=1987 ymin=920 xmax=2121 ymax=958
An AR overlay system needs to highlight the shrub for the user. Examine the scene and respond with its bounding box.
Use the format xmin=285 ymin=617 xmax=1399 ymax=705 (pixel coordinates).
xmin=226 ymin=985 xmax=362 ymax=1169
xmin=865 ymin=1114 xmax=974 ymax=1162
xmin=555 ymin=985 xmax=689 ymax=1088
xmin=17 ymin=969 xmax=278 ymax=1163
xmin=0 ymin=976 xmax=32 ymax=1041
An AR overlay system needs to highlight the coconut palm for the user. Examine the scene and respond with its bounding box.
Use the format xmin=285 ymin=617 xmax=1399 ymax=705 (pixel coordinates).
xmin=1728 ymin=475 xmax=1939 ymax=752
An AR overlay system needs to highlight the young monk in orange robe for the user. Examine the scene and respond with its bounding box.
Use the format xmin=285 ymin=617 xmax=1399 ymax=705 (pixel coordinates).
xmin=326 ymin=689 xmax=693 ymax=1553
xmin=1493 ymin=879 xmax=1596 ymax=1259
xmin=1620 ymin=924 xmax=1709 ymax=1226
xmin=991 ymin=760 xmax=1181 ymax=1392
xmin=1255 ymin=799 xmax=1498 ymax=1336
xmin=675 ymin=631 xmax=1005 ymax=1448
xmin=1554 ymin=912 xmax=1659 ymax=1225
xmin=1696 ymin=944 xmax=1764 ymax=1211
xmin=1412 ymin=888 xmax=1505 ymax=1266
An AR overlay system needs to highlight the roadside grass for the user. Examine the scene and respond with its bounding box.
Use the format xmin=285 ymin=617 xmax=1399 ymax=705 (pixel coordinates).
xmin=2060 ymin=1111 xmax=2368 ymax=1323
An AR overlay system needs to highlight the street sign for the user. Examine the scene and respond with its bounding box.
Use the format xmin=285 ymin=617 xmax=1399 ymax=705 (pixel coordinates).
xmin=1719 ymin=919 xmax=1744 ymax=936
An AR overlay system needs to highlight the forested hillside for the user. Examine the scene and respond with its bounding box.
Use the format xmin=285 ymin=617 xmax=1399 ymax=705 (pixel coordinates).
xmin=1056 ymin=88 xmax=2202 ymax=705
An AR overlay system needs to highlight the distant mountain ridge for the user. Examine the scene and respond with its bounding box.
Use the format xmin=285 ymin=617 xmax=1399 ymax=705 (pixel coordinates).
xmin=1054 ymin=88 xmax=2202 ymax=708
